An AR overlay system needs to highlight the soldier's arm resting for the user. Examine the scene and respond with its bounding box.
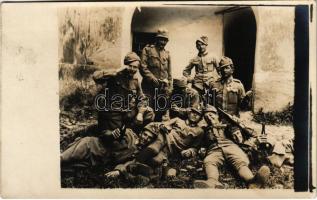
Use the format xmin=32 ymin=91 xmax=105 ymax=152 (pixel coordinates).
xmin=183 ymin=60 xmax=194 ymax=77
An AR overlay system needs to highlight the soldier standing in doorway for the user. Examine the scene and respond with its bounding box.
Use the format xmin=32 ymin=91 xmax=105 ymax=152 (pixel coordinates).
xmin=140 ymin=28 xmax=172 ymax=121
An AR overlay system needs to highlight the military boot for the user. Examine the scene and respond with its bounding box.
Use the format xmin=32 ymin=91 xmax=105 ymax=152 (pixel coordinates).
xmin=248 ymin=165 xmax=271 ymax=189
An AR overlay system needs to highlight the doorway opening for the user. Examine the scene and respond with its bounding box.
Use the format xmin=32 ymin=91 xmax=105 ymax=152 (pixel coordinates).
xmin=223 ymin=7 xmax=257 ymax=91
xmin=132 ymin=32 xmax=156 ymax=56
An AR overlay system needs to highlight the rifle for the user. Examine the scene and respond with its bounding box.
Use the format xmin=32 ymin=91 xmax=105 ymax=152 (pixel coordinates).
xmin=216 ymin=107 xmax=256 ymax=137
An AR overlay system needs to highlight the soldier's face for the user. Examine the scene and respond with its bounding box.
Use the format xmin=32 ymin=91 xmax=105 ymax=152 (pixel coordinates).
xmin=220 ymin=65 xmax=233 ymax=78
xmin=156 ymin=37 xmax=168 ymax=50
xmin=204 ymin=112 xmax=219 ymax=125
xmin=140 ymin=130 xmax=155 ymax=146
xmin=188 ymin=111 xmax=202 ymax=123
xmin=127 ymin=61 xmax=139 ymax=76
xmin=196 ymin=41 xmax=207 ymax=54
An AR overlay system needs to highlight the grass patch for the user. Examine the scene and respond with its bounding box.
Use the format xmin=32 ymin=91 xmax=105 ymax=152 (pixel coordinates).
xmin=253 ymin=103 xmax=293 ymax=125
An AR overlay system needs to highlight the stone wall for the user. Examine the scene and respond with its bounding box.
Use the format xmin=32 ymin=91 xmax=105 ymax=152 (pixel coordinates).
xmin=252 ymin=6 xmax=295 ymax=112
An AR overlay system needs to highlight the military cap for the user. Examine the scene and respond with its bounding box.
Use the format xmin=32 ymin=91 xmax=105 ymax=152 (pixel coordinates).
xmin=124 ymin=52 xmax=141 ymax=65
xmin=143 ymin=122 xmax=161 ymax=136
xmin=190 ymin=105 xmax=203 ymax=115
xmin=196 ymin=35 xmax=208 ymax=45
xmin=204 ymin=105 xmax=218 ymax=113
xmin=156 ymin=28 xmax=169 ymax=40
xmin=173 ymin=77 xmax=187 ymax=88
xmin=219 ymin=56 xmax=234 ymax=69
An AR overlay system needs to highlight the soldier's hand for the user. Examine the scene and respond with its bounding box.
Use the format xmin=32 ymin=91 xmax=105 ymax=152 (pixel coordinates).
xmin=105 ymin=170 xmax=120 ymax=179
xmin=181 ymin=149 xmax=193 ymax=158
xmin=257 ymin=135 xmax=268 ymax=144
xmin=112 ymin=128 xmax=121 ymax=139
xmin=187 ymin=77 xmax=194 ymax=83
xmin=245 ymin=90 xmax=253 ymax=98
xmin=232 ymin=130 xmax=244 ymax=144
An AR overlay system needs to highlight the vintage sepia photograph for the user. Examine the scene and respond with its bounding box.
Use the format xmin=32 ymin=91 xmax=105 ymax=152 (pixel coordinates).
xmin=58 ymin=4 xmax=307 ymax=190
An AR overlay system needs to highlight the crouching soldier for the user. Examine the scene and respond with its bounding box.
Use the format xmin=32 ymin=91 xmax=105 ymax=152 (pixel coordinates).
xmin=93 ymin=52 xmax=155 ymax=134
xmin=194 ymin=105 xmax=271 ymax=189
xmin=61 ymin=123 xmax=158 ymax=171
xmin=170 ymin=77 xmax=201 ymax=119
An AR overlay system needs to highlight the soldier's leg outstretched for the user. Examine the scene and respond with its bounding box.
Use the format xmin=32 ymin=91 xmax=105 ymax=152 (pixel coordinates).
xmin=194 ymin=148 xmax=224 ymax=188
xmin=223 ymin=144 xmax=270 ymax=188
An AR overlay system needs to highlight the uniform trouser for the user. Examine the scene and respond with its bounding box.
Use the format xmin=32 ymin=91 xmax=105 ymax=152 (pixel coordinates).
xmin=204 ymin=144 xmax=250 ymax=182
xmin=61 ymin=136 xmax=110 ymax=167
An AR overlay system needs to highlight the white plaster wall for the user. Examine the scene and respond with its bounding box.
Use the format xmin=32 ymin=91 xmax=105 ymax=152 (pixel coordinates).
xmin=252 ymin=6 xmax=295 ymax=112
xmin=131 ymin=6 xmax=223 ymax=77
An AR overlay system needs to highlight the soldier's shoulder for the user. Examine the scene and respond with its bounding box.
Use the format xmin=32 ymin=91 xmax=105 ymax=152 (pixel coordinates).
xmin=233 ymin=78 xmax=243 ymax=84
xmin=232 ymin=78 xmax=245 ymax=88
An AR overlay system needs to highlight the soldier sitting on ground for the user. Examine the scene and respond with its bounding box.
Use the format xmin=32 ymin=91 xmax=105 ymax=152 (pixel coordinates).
xmin=194 ymin=105 xmax=271 ymax=189
xmin=93 ymin=52 xmax=155 ymax=134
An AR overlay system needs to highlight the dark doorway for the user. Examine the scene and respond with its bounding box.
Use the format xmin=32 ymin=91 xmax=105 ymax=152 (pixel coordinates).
xmin=132 ymin=32 xmax=156 ymax=56
xmin=223 ymin=7 xmax=257 ymax=91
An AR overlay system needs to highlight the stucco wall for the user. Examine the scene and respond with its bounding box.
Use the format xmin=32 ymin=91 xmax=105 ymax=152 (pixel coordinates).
xmin=252 ymin=6 xmax=295 ymax=112
xmin=131 ymin=6 xmax=223 ymax=77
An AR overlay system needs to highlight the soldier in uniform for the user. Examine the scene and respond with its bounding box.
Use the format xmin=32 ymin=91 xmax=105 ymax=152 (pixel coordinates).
xmin=61 ymin=123 xmax=158 ymax=172
xmin=183 ymin=35 xmax=220 ymax=97
xmin=170 ymin=77 xmax=201 ymax=119
xmin=209 ymin=56 xmax=252 ymax=144
xmin=140 ymin=28 xmax=172 ymax=121
xmin=194 ymin=105 xmax=271 ymax=189
xmin=136 ymin=106 xmax=205 ymax=168
xmin=93 ymin=52 xmax=155 ymax=133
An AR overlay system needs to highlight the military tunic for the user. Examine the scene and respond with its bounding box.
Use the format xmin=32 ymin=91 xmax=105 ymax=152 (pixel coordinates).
xmin=140 ymin=44 xmax=172 ymax=96
xmin=93 ymin=68 xmax=154 ymax=132
xmin=170 ymin=87 xmax=201 ymax=119
xmin=210 ymin=77 xmax=246 ymax=116
xmin=183 ymin=52 xmax=219 ymax=93
xmin=61 ymin=128 xmax=139 ymax=167
xmin=137 ymin=118 xmax=204 ymax=167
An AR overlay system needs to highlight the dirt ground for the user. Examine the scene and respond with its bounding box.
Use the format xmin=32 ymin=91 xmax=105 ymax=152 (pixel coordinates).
xmin=60 ymin=107 xmax=294 ymax=189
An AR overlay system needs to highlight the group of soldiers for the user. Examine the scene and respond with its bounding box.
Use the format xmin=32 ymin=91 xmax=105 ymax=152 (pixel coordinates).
xmin=61 ymin=29 xmax=292 ymax=188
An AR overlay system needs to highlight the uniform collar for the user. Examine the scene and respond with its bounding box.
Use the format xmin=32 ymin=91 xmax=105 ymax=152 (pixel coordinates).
xmin=198 ymin=51 xmax=208 ymax=57
xmin=221 ymin=76 xmax=233 ymax=84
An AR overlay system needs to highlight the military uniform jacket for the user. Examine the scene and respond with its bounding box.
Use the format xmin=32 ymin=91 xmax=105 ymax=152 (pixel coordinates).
xmin=140 ymin=44 xmax=172 ymax=87
xmin=93 ymin=68 xmax=145 ymax=130
xmin=183 ymin=52 xmax=219 ymax=91
xmin=210 ymin=77 xmax=245 ymax=116
xmin=170 ymin=87 xmax=201 ymax=118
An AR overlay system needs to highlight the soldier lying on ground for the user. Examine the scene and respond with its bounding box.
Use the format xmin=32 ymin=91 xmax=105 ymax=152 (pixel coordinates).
xmin=105 ymin=106 xmax=206 ymax=181
xmin=61 ymin=124 xmax=158 ymax=171
xmin=93 ymin=52 xmax=155 ymax=134
xmin=194 ymin=105 xmax=271 ymax=189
